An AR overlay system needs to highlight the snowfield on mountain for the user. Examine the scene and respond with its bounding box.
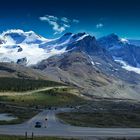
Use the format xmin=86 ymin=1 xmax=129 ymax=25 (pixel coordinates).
xmin=0 ymin=30 xmax=90 ymax=65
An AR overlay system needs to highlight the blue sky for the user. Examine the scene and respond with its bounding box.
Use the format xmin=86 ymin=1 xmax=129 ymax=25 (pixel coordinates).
xmin=0 ymin=0 xmax=140 ymax=39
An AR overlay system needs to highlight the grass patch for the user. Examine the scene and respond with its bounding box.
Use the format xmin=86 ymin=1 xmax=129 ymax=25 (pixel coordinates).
xmin=0 ymin=88 xmax=84 ymax=107
xmin=0 ymin=135 xmax=77 ymax=140
xmin=0 ymin=78 xmax=64 ymax=92
xmin=0 ymin=88 xmax=84 ymax=124
xmin=57 ymin=111 xmax=140 ymax=128
xmin=0 ymin=136 xmax=139 ymax=140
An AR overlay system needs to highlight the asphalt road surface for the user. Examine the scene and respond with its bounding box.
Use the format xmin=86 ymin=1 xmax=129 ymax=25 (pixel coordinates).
xmin=1 ymin=108 xmax=140 ymax=137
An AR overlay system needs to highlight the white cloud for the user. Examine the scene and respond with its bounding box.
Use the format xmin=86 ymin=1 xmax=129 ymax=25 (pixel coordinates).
xmin=96 ymin=23 xmax=104 ymax=29
xmin=39 ymin=15 xmax=63 ymax=34
xmin=73 ymin=19 xmax=79 ymax=23
xmin=61 ymin=17 xmax=70 ymax=23
xmin=48 ymin=20 xmax=65 ymax=34
xmin=63 ymin=24 xmax=70 ymax=28
xmin=39 ymin=15 xmax=79 ymax=34
xmin=40 ymin=15 xmax=58 ymax=22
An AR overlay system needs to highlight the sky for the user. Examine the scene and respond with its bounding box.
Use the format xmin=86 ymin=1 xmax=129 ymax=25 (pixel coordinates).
xmin=0 ymin=0 xmax=140 ymax=39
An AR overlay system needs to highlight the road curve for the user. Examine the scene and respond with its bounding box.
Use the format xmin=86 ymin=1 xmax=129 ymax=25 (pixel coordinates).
xmin=0 ymin=108 xmax=140 ymax=137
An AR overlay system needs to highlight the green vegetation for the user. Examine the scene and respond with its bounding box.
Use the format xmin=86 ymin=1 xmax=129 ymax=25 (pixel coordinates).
xmin=0 ymin=78 xmax=63 ymax=92
xmin=57 ymin=111 xmax=140 ymax=128
xmin=0 ymin=87 xmax=84 ymax=124
xmin=0 ymin=88 xmax=83 ymax=107
xmin=0 ymin=135 xmax=77 ymax=140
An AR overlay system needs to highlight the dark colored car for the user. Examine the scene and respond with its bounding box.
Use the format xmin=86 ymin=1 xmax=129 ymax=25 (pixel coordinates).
xmin=35 ymin=122 xmax=42 ymax=128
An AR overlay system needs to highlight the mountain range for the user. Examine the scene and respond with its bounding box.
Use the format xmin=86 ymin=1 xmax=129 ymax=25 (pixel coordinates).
xmin=1 ymin=29 xmax=140 ymax=100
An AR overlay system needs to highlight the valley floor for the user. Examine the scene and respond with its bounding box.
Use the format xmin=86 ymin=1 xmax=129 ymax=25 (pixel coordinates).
xmin=57 ymin=99 xmax=140 ymax=128
xmin=57 ymin=111 xmax=140 ymax=128
xmin=2 ymin=84 xmax=140 ymax=138
xmin=0 ymin=86 xmax=84 ymax=125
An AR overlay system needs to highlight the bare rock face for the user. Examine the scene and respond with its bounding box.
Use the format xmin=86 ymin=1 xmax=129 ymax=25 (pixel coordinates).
xmin=98 ymin=34 xmax=140 ymax=67
xmin=17 ymin=46 xmax=23 ymax=52
xmin=0 ymin=39 xmax=5 ymax=44
xmin=66 ymin=35 xmax=101 ymax=53
xmin=35 ymin=51 xmax=111 ymax=88
xmin=0 ymin=62 xmax=48 ymax=80
xmin=17 ymin=57 xmax=27 ymax=65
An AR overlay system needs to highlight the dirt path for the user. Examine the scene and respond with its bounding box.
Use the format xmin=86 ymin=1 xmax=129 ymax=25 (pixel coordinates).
xmin=0 ymin=86 xmax=68 ymax=96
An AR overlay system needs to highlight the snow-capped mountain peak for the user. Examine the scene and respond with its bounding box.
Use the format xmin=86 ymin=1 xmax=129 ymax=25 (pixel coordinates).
xmin=120 ymin=38 xmax=129 ymax=43
xmin=98 ymin=33 xmax=129 ymax=46
xmin=39 ymin=32 xmax=89 ymax=51
xmin=1 ymin=29 xmax=48 ymax=45
xmin=0 ymin=29 xmax=51 ymax=65
xmin=0 ymin=30 xmax=89 ymax=65
xmin=0 ymin=29 xmax=140 ymax=75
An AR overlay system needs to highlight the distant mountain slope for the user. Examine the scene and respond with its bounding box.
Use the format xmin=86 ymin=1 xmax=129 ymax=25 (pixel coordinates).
xmin=129 ymin=39 xmax=140 ymax=46
xmin=98 ymin=34 xmax=140 ymax=71
xmin=35 ymin=51 xmax=140 ymax=100
xmin=0 ymin=62 xmax=64 ymax=92
xmin=0 ymin=62 xmax=48 ymax=80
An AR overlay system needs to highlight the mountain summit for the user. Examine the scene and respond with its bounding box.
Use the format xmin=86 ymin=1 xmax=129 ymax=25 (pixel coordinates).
xmin=0 ymin=30 xmax=91 ymax=65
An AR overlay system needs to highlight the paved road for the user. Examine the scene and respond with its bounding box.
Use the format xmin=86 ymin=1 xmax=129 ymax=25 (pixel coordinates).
xmin=1 ymin=108 xmax=140 ymax=137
